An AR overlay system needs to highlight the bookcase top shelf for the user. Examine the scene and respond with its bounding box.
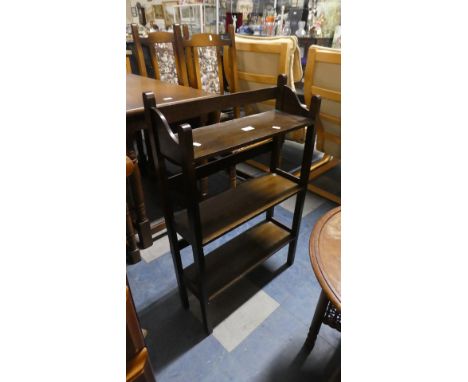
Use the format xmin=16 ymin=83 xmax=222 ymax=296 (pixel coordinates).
xmin=191 ymin=110 xmax=313 ymax=161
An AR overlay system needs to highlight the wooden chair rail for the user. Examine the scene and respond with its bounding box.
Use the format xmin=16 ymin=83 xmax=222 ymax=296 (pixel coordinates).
xmin=311 ymin=85 xmax=341 ymax=102
xmin=237 ymin=71 xmax=278 ymax=85
xmin=182 ymin=33 xmax=235 ymax=48
xmin=141 ymin=32 xmax=175 ymax=44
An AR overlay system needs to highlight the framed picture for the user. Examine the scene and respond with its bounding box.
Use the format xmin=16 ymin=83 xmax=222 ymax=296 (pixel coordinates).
xmin=163 ymin=1 xmax=179 ymax=28
xmin=131 ymin=6 xmax=137 ymax=17
xmin=153 ymin=4 xmax=164 ymax=19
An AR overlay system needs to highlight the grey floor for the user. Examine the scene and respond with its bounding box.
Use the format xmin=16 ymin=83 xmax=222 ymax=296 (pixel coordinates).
xmin=127 ymin=166 xmax=340 ymax=382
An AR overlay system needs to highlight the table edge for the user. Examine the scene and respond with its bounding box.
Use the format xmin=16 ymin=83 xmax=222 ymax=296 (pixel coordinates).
xmin=309 ymin=206 xmax=341 ymax=310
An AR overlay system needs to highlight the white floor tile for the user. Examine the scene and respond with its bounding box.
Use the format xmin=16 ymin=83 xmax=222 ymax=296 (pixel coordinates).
xmin=189 ymin=279 xmax=280 ymax=351
xmin=213 ymin=288 xmax=279 ymax=352
xmin=140 ymin=234 xmax=170 ymax=263
xmin=280 ymin=191 xmax=326 ymax=216
xmin=185 ymin=278 xmax=279 ymax=353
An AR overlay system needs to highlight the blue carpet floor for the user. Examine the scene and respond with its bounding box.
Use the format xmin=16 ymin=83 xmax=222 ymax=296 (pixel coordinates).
xmin=127 ymin=182 xmax=340 ymax=381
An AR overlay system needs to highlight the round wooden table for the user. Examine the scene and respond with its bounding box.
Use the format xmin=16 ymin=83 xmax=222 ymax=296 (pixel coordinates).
xmin=305 ymin=206 xmax=341 ymax=350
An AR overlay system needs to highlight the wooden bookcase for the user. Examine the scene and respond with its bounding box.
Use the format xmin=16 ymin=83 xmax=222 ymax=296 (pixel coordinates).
xmin=144 ymin=75 xmax=321 ymax=333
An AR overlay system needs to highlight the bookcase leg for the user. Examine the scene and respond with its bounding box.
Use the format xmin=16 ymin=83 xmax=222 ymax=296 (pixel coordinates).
xmin=192 ymin=245 xmax=212 ymax=334
xmin=266 ymin=207 xmax=274 ymax=220
xmin=199 ymin=298 xmax=212 ymax=334
xmin=172 ymin=253 xmax=189 ymax=310
xmin=167 ymin=231 xmax=189 ymax=309
xmin=287 ymin=189 xmax=307 ymax=265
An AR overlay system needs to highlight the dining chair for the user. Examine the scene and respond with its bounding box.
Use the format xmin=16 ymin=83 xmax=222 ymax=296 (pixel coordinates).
xmin=222 ymin=34 xmax=304 ymax=173
xmin=175 ymin=24 xmax=240 ymax=191
xmin=177 ymin=24 xmax=239 ymax=100
xmin=131 ymin=23 xmax=189 ymax=86
xmin=225 ymin=34 xmax=302 ymax=100
xmin=224 ymin=34 xmax=302 ymax=125
xmin=126 ymin=283 xmax=156 ymax=382
xmin=126 ymin=156 xmax=141 ymax=264
xmin=300 ymin=45 xmax=341 ymax=204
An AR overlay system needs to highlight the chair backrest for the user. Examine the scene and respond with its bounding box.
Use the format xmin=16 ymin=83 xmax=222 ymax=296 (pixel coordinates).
xmin=176 ymin=24 xmax=239 ymax=95
xmin=131 ymin=23 xmax=189 ymax=86
xmin=303 ymin=45 xmax=341 ymax=158
xmin=224 ymin=34 xmax=303 ymax=140
xmin=226 ymin=34 xmax=302 ymax=90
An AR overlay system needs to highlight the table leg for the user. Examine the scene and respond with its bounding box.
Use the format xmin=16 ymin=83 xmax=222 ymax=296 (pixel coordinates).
xmin=305 ymin=289 xmax=329 ymax=351
xmin=127 ymin=151 xmax=153 ymax=249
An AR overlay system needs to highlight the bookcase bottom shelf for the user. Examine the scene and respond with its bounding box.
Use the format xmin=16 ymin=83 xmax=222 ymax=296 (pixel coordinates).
xmin=183 ymin=220 xmax=293 ymax=301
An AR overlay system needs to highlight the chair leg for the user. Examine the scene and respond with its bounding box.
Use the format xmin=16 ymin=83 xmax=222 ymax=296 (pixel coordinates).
xmin=228 ymin=165 xmax=237 ymax=188
xmin=127 ymin=152 xmax=153 ymax=248
xmin=199 ymin=158 xmax=209 ymax=199
xmin=305 ymin=290 xmax=329 ymax=352
xmin=126 ymin=204 xmax=141 ymax=264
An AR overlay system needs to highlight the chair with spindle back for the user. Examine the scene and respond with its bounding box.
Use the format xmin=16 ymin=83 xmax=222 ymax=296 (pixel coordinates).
xmin=301 ymin=45 xmax=341 ymax=204
xmin=131 ymin=23 xmax=189 ymax=86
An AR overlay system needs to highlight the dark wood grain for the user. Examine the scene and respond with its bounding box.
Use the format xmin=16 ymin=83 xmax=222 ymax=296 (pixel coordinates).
xmin=127 ymin=73 xmax=215 ymax=118
xmin=143 ymin=77 xmax=322 ymax=334
xmin=174 ymin=173 xmax=300 ymax=245
xmin=190 ymin=110 xmax=313 ymax=161
xmin=184 ymin=220 xmax=292 ymax=301
xmin=156 ymin=86 xmax=277 ymax=123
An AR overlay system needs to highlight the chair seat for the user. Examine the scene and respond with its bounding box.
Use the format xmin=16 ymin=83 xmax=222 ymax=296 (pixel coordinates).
xmin=126 ymin=156 xmax=134 ymax=177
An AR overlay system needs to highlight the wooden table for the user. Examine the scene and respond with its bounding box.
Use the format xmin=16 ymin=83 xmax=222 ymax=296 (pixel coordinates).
xmin=126 ymin=74 xmax=215 ymax=251
xmin=306 ymin=206 xmax=341 ymax=350
xmin=126 ymin=73 xmax=216 ymax=168
xmin=126 ymin=73 xmax=215 ymax=123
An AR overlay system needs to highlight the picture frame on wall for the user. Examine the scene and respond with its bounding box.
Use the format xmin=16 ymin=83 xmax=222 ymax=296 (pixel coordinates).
xmin=153 ymin=4 xmax=164 ymax=19
xmin=131 ymin=7 xmax=137 ymax=17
